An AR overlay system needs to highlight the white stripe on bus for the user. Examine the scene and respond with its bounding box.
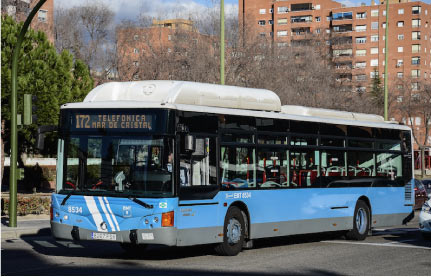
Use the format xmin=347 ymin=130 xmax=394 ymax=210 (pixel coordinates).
xmin=84 ymin=196 xmax=105 ymax=232
xmin=104 ymin=197 xmax=120 ymax=231
xmin=98 ymin=197 xmax=116 ymax=232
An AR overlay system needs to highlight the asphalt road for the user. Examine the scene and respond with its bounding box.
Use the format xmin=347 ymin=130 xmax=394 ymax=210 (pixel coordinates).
xmin=2 ymin=216 xmax=430 ymax=276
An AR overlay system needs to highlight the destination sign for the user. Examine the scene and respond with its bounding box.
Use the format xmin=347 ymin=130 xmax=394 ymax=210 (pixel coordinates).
xmin=73 ymin=114 xmax=153 ymax=130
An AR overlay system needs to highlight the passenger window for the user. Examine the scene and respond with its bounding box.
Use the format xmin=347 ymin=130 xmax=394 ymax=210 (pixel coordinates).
xmin=289 ymin=150 xmax=320 ymax=187
xmin=347 ymin=151 xmax=375 ymax=176
xmin=376 ymin=153 xmax=402 ymax=180
xmin=321 ymin=151 xmax=346 ymax=176
xmin=220 ymin=146 xmax=255 ymax=189
xmin=257 ymin=149 xmax=288 ymax=188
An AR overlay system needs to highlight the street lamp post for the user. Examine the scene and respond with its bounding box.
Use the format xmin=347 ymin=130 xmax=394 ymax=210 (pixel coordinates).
xmin=9 ymin=0 xmax=47 ymax=227
xmin=220 ymin=0 xmax=225 ymax=85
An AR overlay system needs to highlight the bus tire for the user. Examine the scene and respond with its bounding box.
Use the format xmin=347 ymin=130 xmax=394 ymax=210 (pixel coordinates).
xmin=120 ymin=243 xmax=147 ymax=254
xmin=215 ymin=206 xmax=245 ymax=256
xmin=346 ymin=200 xmax=370 ymax=241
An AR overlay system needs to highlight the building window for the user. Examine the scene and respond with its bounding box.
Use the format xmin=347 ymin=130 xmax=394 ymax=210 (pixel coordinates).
xmin=277 ymin=30 xmax=288 ymax=37
xmin=382 ymin=10 xmax=386 ymax=16
xmin=356 ymin=12 xmax=366 ymax=19
xmin=259 ymin=8 xmax=266 ymax=14
xmin=397 ymin=46 xmax=403 ymax=53
xmin=371 ymin=35 xmax=379 ymax=42
xmin=370 ymin=47 xmax=378 ymax=54
xmin=355 ymin=25 xmax=366 ymax=32
xmin=355 ymin=37 xmax=366 ymax=44
xmin=38 ymin=10 xmax=47 ymax=23
xmin=371 ymin=22 xmax=378 ymax=30
xmin=382 ymin=22 xmax=386 ymax=29
xmin=315 ymin=4 xmax=321 ymax=10
xmin=168 ymin=35 xmax=172 ymax=41
xmin=412 ymin=6 xmax=421 ymax=15
xmin=397 ymin=21 xmax=404 ymax=27
xmin=278 ymin=6 xmax=288 ymax=13
xmin=316 ymin=28 xmax=321 ymax=34
xmin=278 ymin=18 xmax=288 ymax=25
xmin=371 ymin=10 xmax=378 ymax=17
xmin=398 ymin=9 xmax=404 ymax=14
xmin=370 ymin=70 xmax=379 ymax=78
xmin=412 ymin=44 xmax=421 ymax=53
xmin=412 ymin=19 xmax=421 ymax=28
xmin=258 ymin=20 xmax=266 ymax=26
xmin=397 ymin=72 xmax=404 ymax=78
xmin=398 ymin=34 xmax=404 ymax=40
xmin=133 ymin=61 xmax=139 ymax=67
xmin=333 ymin=12 xmax=353 ymax=20
xmin=356 ymin=74 xmax=367 ymax=81
xmin=327 ymin=16 xmax=332 ymax=21
xmin=411 ymin=69 xmax=420 ymax=78
xmin=355 ymin=61 xmax=366 ymax=68
xmin=277 ymin=42 xmax=288 ymax=47
xmin=269 ymin=8 xmax=273 ymax=13
xmin=397 ymin=96 xmax=403 ymax=102
xmin=133 ymin=35 xmax=139 ymax=41
xmin=412 ymin=31 xmax=420 ymax=40
xmin=412 ymin=56 xmax=420 ymax=65
xmin=370 ymin=59 xmax=379 ymax=67
xmin=412 ymin=82 xmax=419 ymax=91
xmin=356 ymin=49 xmax=366 ymax=56
xmin=133 ymin=48 xmax=139 ymax=54
xmin=397 ymin=60 xmax=403 ymax=67
xmin=316 ymin=16 xmax=321 ymax=22
xmin=356 ymin=86 xmax=366 ymax=93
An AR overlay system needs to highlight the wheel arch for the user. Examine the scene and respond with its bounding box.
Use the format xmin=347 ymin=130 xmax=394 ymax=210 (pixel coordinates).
xmin=357 ymin=195 xmax=372 ymax=228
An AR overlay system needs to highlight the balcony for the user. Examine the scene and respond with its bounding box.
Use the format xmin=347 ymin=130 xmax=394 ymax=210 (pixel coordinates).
xmin=291 ymin=3 xmax=313 ymax=12
xmin=291 ymin=16 xmax=313 ymax=24
xmin=332 ymin=24 xmax=353 ymax=33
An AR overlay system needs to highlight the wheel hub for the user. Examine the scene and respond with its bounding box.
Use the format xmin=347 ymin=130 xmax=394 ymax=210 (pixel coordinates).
xmin=227 ymin=218 xmax=242 ymax=244
xmin=356 ymin=207 xmax=367 ymax=234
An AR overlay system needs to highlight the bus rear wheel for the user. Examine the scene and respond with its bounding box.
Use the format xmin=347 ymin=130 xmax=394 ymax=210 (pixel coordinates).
xmin=215 ymin=206 xmax=245 ymax=256
xmin=346 ymin=200 xmax=370 ymax=241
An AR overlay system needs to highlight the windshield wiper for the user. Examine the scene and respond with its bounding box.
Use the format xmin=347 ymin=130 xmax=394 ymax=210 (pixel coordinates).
xmin=61 ymin=191 xmax=75 ymax=206
xmin=128 ymin=196 xmax=153 ymax=209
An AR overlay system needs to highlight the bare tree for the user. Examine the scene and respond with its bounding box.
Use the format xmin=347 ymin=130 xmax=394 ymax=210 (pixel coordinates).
xmin=55 ymin=2 xmax=115 ymax=81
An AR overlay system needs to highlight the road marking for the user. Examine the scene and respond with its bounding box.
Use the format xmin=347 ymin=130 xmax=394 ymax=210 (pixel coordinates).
xmin=322 ymin=240 xmax=431 ymax=250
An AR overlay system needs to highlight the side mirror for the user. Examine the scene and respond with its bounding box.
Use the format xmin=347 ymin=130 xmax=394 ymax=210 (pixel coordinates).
xmin=184 ymin=135 xmax=195 ymax=152
xmin=36 ymin=125 xmax=58 ymax=150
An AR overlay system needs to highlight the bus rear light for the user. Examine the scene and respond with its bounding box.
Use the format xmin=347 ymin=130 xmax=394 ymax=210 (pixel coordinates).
xmin=50 ymin=206 xmax=53 ymax=221
xmin=162 ymin=211 xmax=174 ymax=227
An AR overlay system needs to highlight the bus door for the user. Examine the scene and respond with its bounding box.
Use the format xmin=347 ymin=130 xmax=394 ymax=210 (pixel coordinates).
xmin=176 ymin=135 xmax=220 ymax=245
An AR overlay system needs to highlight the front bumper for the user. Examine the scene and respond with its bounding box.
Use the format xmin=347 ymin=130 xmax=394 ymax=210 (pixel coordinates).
xmin=51 ymin=221 xmax=177 ymax=246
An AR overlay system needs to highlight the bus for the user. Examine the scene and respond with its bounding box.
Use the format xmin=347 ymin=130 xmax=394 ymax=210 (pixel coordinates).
xmin=51 ymin=80 xmax=414 ymax=256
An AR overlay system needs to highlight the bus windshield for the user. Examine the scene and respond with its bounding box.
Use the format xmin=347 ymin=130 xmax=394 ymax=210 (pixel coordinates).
xmin=63 ymin=135 xmax=174 ymax=197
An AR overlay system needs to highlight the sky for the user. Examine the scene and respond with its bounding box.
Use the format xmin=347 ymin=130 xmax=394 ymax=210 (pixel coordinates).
xmin=55 ymin=0 xmax=431 ymax=23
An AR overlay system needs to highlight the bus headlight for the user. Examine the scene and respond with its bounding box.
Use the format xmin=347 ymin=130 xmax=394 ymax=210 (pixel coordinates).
xmin=162 ymin=211 xmax=174 ymax=227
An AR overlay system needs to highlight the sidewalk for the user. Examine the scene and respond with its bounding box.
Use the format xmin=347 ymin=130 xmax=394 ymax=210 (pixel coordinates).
xmin=1 ymin=214 xmax=50 ymax=240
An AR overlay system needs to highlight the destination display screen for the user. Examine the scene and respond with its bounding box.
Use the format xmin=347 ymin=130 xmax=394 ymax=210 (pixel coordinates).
xmin=61 ymin=109 xmax=172 ymax=134
xmin=73 ymin=114 xmax=153 ymax=130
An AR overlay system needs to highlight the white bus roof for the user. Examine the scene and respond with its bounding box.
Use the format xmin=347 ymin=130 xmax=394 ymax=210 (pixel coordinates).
xmin=83 ymin=80 xmax=281 ymax=112
xmin=62 ymin=80 xmax=410 ymax=131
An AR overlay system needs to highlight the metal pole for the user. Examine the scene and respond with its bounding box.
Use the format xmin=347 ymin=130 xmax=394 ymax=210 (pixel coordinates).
xmin=220 ymin=0 xmax=225 ymax=85
xmin=383 ymin=0 xmax=389 ymax=121
xmin=9 ymin=0 xmax=47 ymax=227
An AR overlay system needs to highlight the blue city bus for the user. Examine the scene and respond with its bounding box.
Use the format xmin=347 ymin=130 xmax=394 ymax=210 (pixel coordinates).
xmin=51 ymin=81 xmax=414 ymax=256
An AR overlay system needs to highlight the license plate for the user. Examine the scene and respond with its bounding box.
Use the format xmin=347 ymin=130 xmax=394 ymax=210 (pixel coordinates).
xmin=91 ymin=232 xmax=117 ymax=241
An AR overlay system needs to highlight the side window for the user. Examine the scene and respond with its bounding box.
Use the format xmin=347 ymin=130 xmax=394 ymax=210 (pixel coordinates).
xmin=347 ymin=151 xmax=375 ymax=176
xmin=257 ymin=149 xmax=288 ymax=188
xmin=220 ymin=146 xmax=255 ymax=189
xmin=290 ymin=150 xmax=320 ymax=188
xmin=321 ymin=150 xmax=346 ymax=187
xmin=180 ymin=137 xmax=216 ymax=187
xmin=376 ymin=152 xmax=402 ymax=180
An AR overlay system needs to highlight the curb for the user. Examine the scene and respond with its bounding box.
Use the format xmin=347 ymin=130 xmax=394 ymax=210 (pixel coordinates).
xmin=2 ymin=227 xmax=51 ymax=240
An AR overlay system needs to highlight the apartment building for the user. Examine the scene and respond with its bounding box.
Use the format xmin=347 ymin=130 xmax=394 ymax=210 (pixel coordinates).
xmin=1 ymin=0 xmax=54 ymax=43
xmin=116 ymin=19 xmax=216 ymax=80
xmin=240 ymin=0 xmax=431 ymax=151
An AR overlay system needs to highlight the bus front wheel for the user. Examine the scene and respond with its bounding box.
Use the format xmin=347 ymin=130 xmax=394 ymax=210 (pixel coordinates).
xmin=215 ymin=206 xmax=245 ymax=256
xmin=346 ymin=200 xmax=370 ymax=241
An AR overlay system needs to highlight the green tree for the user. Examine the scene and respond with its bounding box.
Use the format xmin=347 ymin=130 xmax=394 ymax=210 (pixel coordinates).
xmin=1 ymin=15 xmax=94 ymax=157
xmin=369 ymin=68 xmax=384 ymax=109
